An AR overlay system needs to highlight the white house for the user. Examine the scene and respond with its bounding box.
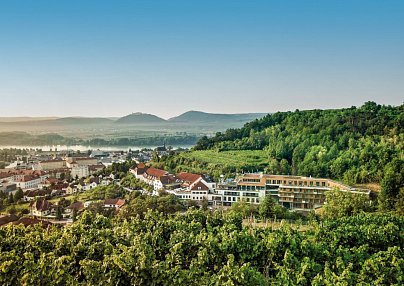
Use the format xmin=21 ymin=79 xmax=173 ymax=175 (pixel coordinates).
xmin=30 ymin=200 xmax=54 ymax=217
xmin=103 ymin=199 xmax=126 ymax=209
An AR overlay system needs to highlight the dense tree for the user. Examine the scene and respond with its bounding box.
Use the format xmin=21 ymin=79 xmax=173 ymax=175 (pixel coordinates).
xmin=322 ymin=189 xmax=374 ymax=219
xmin=258 ymin=196 xmax=276 ymax=219
xmin=7 ymin=193 xmax=13 ymax=204
xmin=379 ymin=158 xmax=404 ymax=211
xmin=13 ymin=188 xmax=23 ymax=202
xmin=56 ymin=206 xmax=63 ymax=220
xmin=230 ymin=200 xmax=258 ymax=218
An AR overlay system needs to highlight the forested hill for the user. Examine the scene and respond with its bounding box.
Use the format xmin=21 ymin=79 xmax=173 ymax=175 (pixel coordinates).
xmin=195 ymin=102 xmax=403 ymax=152
xmin=181 ymin=102 xmax=403 ymax=208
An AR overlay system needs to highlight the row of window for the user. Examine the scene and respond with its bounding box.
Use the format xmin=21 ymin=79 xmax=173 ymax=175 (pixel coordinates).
xmin=177 ymin=195 xmax=206 ymax=200
xmin=242 ymin=178 xmax=260 ymax=183
xmin=266 ymin=179 xmax=327 ymax=187
xmin=223 ymin=196 xmax=259 ymax=203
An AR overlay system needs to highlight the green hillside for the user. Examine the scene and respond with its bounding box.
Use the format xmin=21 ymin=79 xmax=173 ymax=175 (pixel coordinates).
xmin=154 ymin=150 xmax=270 ymax=176
xmin=157 ymin=102 xmax=404 ymax=211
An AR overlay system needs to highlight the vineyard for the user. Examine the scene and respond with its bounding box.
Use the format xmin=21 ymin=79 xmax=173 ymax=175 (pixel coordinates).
xmin=0 ymin=210 xmax=402 ymax=285
xmin=153 ymin=150 xmax=270 ymax=178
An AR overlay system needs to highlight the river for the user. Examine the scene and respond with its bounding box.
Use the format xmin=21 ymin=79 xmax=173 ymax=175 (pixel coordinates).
xmin=0 ymin=144 xmax=193 ymax=152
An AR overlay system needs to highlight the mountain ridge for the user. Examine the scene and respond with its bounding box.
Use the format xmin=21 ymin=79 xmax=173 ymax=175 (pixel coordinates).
xmin=115 ymin=112 xmax=167 ymax=124
xmin=168 ymin=111 xmax=267 ymax=123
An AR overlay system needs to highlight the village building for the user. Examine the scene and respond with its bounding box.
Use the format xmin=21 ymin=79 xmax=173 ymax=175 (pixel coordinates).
xmin=29 ymin=199 xmax=54 ymax=217
xmin=38 ymin=159 xmax=66 ymax=171
xmin=103 ymin=198 xmax=126 ymax=209
xmin=65 ymin=201 xmax=85 ymax=217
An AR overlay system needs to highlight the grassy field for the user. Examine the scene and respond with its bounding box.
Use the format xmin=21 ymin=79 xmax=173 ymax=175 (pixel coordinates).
xmin=175 ymin=150 xmax=270 ymax=174
xmin=184 ymin=150 xmax=268 ymax=166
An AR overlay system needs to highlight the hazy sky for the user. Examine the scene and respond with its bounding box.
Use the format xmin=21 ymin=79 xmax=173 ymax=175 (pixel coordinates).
xmin=0 ymin=0 xmax=403 ymax=118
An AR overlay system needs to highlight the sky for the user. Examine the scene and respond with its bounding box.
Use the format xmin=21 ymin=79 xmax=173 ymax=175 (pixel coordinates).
xmin=0 ymin=0 xmax=403 ymax=118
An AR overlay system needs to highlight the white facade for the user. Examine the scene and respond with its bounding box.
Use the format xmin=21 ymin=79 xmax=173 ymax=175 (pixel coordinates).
xmin=31 ymin=209 xmax=50 ymax=217
xmin=15 ymin=177 xmax=41 ymax=189
xmin=82 ymin=182 xmax=98 ymax=191
xmin=154 ymin=180 xmax=163 ymax=191
xmin=71 ymin=166 xmax=90 ymax=179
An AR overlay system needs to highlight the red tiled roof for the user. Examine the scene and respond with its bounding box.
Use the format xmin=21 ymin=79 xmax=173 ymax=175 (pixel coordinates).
xmin=176 ymin=172 xmax=202 ymax=184
xmin=29 ymin=199 xmax=53 ymax=211
xmin=144 ymin=167 xmax=167 ymax=178
xmin=0 ymin=173 xmax=13 ymax=179
xmin=51 ymin=183 xmax=69 ymax=191
xmin=44 ymin=178 xmax=59 ymax=184
xmin=159 ymin=175 xmax=179 ymax=185
xmin=14 ymin=170 xmax=46 ymax=176
xmin=15 ymin=175 xmax=40 ymax=182
xmin=104 ymin=198 xmax=126 ymax=207
xmin=191 ymin=180 xmax=209 ymax=191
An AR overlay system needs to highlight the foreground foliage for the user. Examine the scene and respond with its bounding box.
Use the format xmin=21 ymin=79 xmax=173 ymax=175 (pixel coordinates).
xmin=0 ymin=211 xmax=402 ymax=285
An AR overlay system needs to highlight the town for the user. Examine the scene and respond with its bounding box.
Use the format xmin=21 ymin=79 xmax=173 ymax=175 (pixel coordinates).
xmin=0 ymin=146 xmax=371 ymax=227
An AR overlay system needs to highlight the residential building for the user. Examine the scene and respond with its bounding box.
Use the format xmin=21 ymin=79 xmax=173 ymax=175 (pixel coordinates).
xmin=0 ymin=181 xmax=17 ymax=194
xmin=66 ymin=157 xmax=98 ymax=167
xmin=71 ymin=165 xmax=90 ymax=179
xmin=5 ymin=160 xmax=29 ymax=170
xmin=103 ymin=199 xmax=126 ymax=209
xmin=130 ymin=163 xmax=146 ymax=180
xmin=39 ymin=159 xmax=66 ymax=170
xmin=165 ymin=172 xmax=216 ymax=203
xmin=65 ymin=201 xmax=85 ymax=217
xmin=30 ymin=199 xmax=54 ymax=217
xmin=23 ymin=189 xmax=52 ymax=202
xmin=14 ymin=175 xmax=42 ymax=189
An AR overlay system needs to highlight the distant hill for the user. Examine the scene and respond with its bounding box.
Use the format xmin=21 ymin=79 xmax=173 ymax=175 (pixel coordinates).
xmin=0 ymin=117 xmax=113 ymax=126
xmin=52 ymin=117 xmax=114 ymax=125
xmin=115 ymin=113 xmax=167 ymax=124
xmin=169 ymin=111 xmax=267 ymax=123
xmin=0 ymin=117 xmax=59 ymax=123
